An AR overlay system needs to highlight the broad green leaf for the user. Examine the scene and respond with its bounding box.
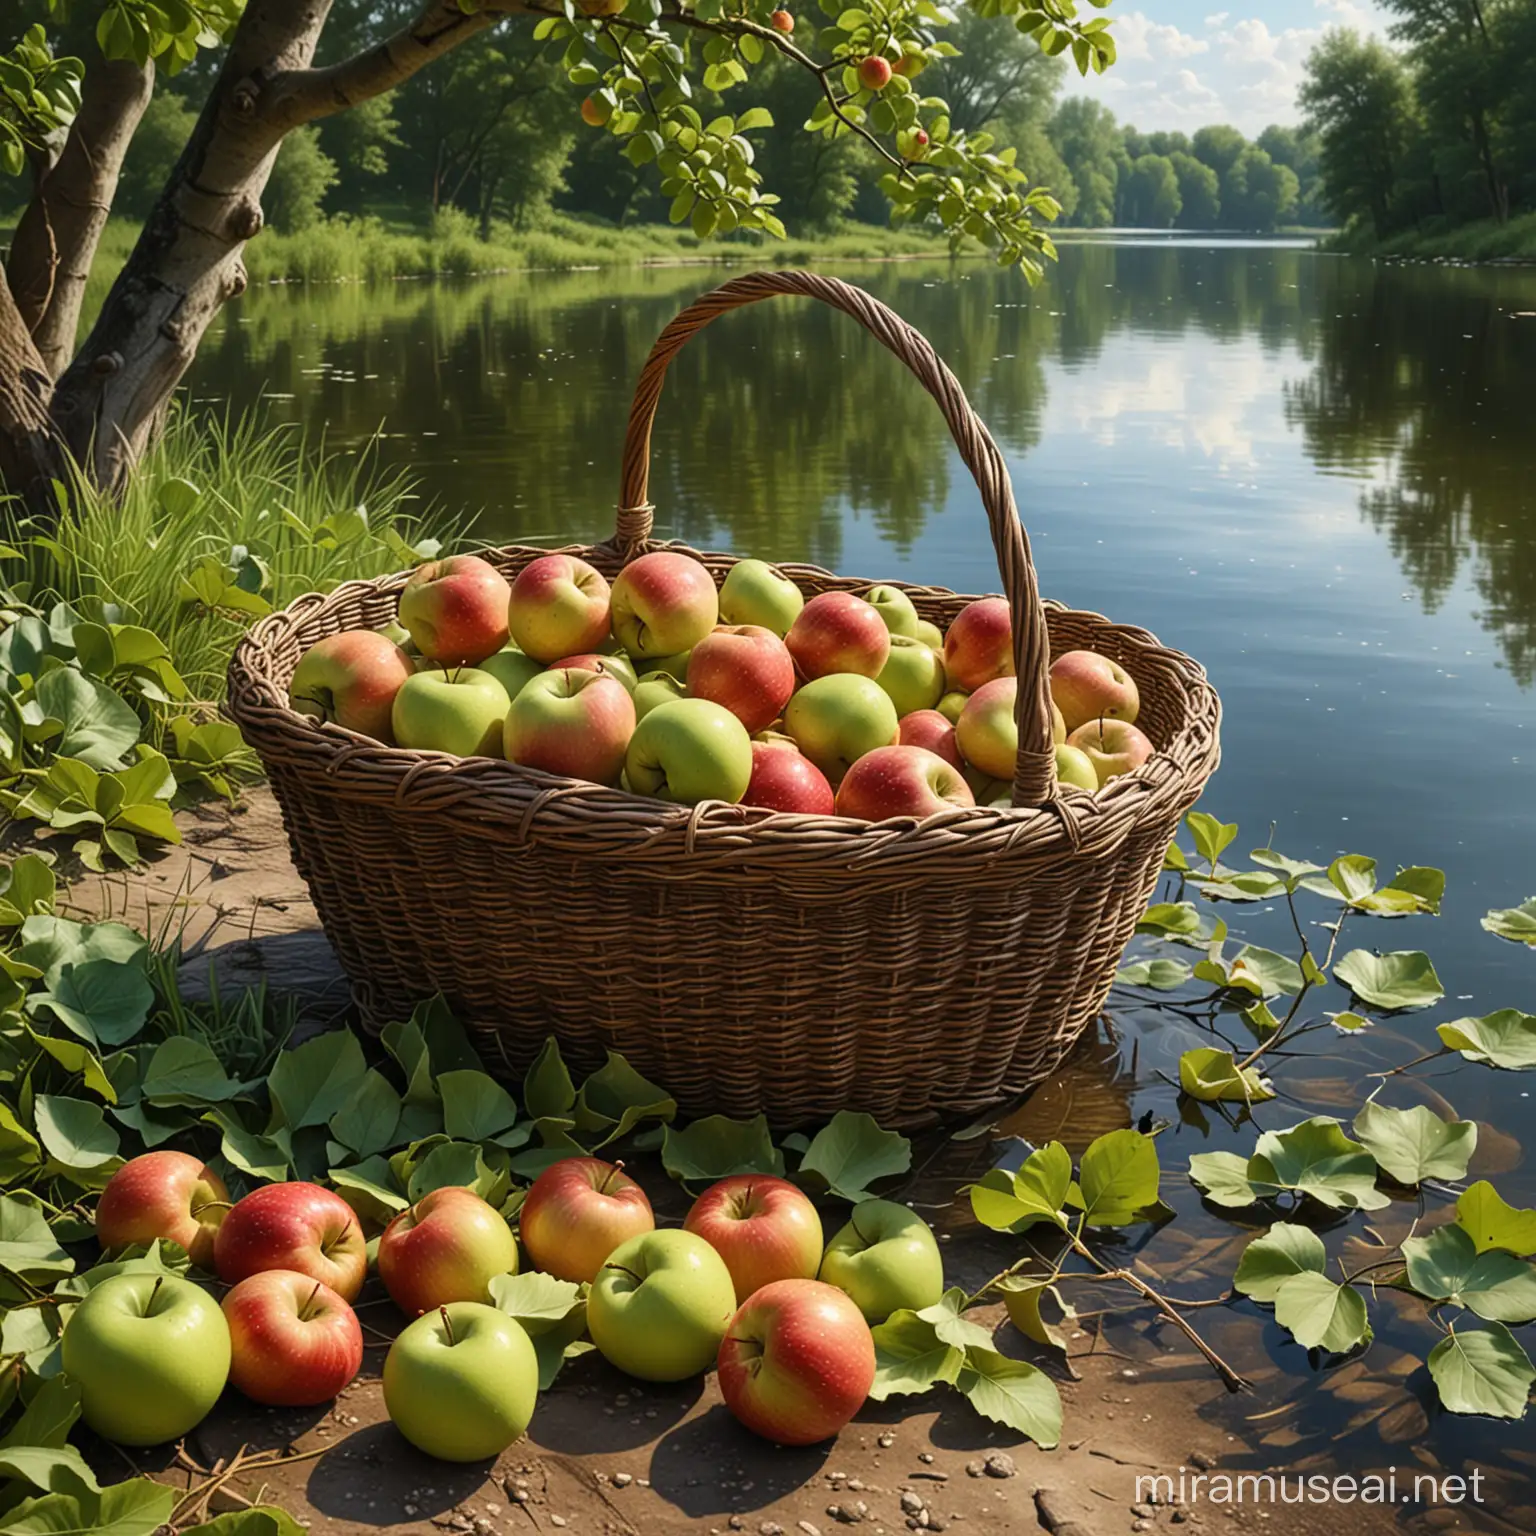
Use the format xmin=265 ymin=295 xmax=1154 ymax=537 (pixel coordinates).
xmin=1222 ymin=945 xmax=1305 ymax=998
xmin=998 ymin=1277 xmax=1077 ymax=1355
xmin=141 ymin=1037 xmax=245 ymax=1106
xmin=1248 ymin=1117 xmax=1390 ymax=1210
xmin=0 ymin=1197 xmax=74 ymax=1281
xmin=1333 ymin=950 xmax=1443 ymax=1011
xmin=0 ymin=1446 xmax=98 ymax=1497
xmin=522 ymin=1036 xmax=575 ymax=1120
xmin=1249 ymin=849 xmax=1324 ymax=883
xmin=1352 ymin=1100 xmax=1476 ymax=1186
xmin=1115 ymin=958 xmax=1193 ymax=990
xmin=969 ymin=1142 xmax=1071 ymax=1233
xmin=1482 ymin=899 xmax=1536 ymax=947
xmin=382 ymin=1018 xmax=437 ymax=1108
xmin=955 ymin=1345 xmax=1062 ymax=1447
xmin=408 ymin=994 xmax=483 ymax=1075
xmin=0 ymin=1104 xmax=42 ymax=1186
xmin=1136 ymin=901 xmax=1202 ymax=938
xmin=204 ymin=1109 xmax=291 ymax=1183
xmin=26 ymin=1030 xmax=114 ymax=1102
xmin=1188 ymin=1151 xmax=1259 ymax=1208
xmin=406 ymin=1139 xmax=489 ymax=1202
xmin=0 ymin=856 xmax=56 ymax=926
xmin=660 ymin=1115 xmax=784 ymax=1185
xmin=1185 ymin=811 xmax=1238 ymax=866
xmin=1178 ymin=1047 xmax=1274 ymax=1103
xmin=1329 ymin=1011 xmax=1372 ymax=1033
xmin=1457 ymin=1182 xmax=1536 ymax=1257
xmin=1326 ymin=854 xmax=1378 ymax=904
xmin=1427 ymin=1323 xmax=1534 ymax=1418
xmin=1272 ymin=1272 xmax=1371 ymax=1354
xmin=267 ymin=1030 xmax=368 ymax=1131
xmin=1069 ymin=1128 xmax=1160 ymax=1226
xmin=29 ymin=959 xmax=153 ymax=1048
xmin=33 ymin=1095 xmax=120 ymax=1179
xmin=572 ymin=1052 xmax=675 ymax=1148
xmin=868 ymin=1309 xmax=963 ymax=1401
xmin=914 ymin=1288 xmax=994 ymax=1353
xmin=329 ymin=1155 xmax=409 ymax=1223
xmin=176 ymin=1508 xmax=308 ymax=1536
xmin=0 ymin=1376 xmax=80 ymax=1450
xmin=798 ymin=1112 xmax=911 ymax=1202
xmin=1376 ymin=866 xmax=1445 ymax=915
xmin=488 ymin=1270 xmax=587 ymax=1388
xmin=1233 ymin=1222 xmax=1328 ymax=1302
xmin=30 ymin=668 xmax=141 ymax=769
xmin=1402 ymin=1223 xmax=1536 ymax=1323
xmin=1195 ymin=870 xmax=1285 ymax=903
xmin=2 ymin=1474 xmax=176 ymax=1536
xmin=1437 ymin=1011 xmax=1536 ymax=1070
xmin=440 ymin=1070 xmax=518 ymax=1144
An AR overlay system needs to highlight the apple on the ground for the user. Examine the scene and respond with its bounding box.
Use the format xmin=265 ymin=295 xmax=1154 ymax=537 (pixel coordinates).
xmin=1055 ymin=742 xmax=1099 ymax=791
xmin=507 ymin=554 xmax=612 ymax=662
xmin=215 ymin=1182 xmax=368 ymax=1302
xmin=1065 ymin=718 xmax=1155 ymax=784
xmin=633 ymin=671 xmax=688 ymax=721
xmin=954 ymin=676 xmax=1019 ymax=781
xmin=62 ymin=1273 xmax=231 ymax=1445
xmin=223 ymin=1269 xmax=363 ymax=1406
xmin=683 ymin=1175 xmax=824 ymax=1303
xmin=875 ymin=634 xmax=946 ymax=717
xmin=717 ymin=1278 xmax=876 ymax=1445
xmin=383 ymin=1302 xmax=539 ymax=1461
xmin=610 ymin=551 xmax=719 ymax=659
xmin=289 ymin=630 xmax=414 ymax=741
xmin=518 ymin=1157 xmax=655 ymax=1283
xmin=897 ymin=708 xmax=963 ymax=771
xmin=626 ymin=698 xmax=753 ymax=805
xmin=863 ymin=585 xmax=920 ymax=638
xmin=1050 ymin=649 xmax=1140 ymax=732
xmin=942 ymin=597 xmax=1013 ymax=692
xmin=741 ymin=740 xmax=835 ymax=815
xmin=379 ymin=1187 xmax=519 ymax=1317
xmin=785 ymin=592 xmax=891 ymax=681
xmin=551 ymin=652 xmax=638 ymax=693
xmin=834 ymin=745 xmax=974 ymax=821
xmin=478 ymin=646 xmax=546 ymax=706
xmin=398 ymin=554 xmax=511 ymax=666
xmin=391 ymin=667 xmax=510 ymax=758
xmin=95 ymin=1151 xmax=228 ymax=1270
xmin=818 ymin=1199 xmax=944 ymax=1322
xmin=783 ymin=674 xmax=898 ymax=787
xmin=504 ymin=667 xmax=635 ymax=785
xmin=718 ymin=559 xmax=804 ymax=636
xmin=687 ymin=625 xmax=796 ymax=735
xmin=587 ymin=1229 xmax=737 ymax=1382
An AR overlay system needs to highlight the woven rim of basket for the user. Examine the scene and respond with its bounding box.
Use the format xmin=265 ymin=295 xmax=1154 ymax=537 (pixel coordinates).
xmin=226 ymin=544 xmax=1222 ymax=875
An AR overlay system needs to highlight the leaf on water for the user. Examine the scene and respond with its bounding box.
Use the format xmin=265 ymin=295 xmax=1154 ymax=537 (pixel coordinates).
xmin=1328 ymin=1011 xmax=1373 ymax=1033
xmin=1178 ymin=1047 xmax=1275 ymax=1104
xmin=868 ymin=1310 xmax=964 ymax=1401
xmin=1482 ymin=898 xmax=1536 ymax=947
xmin=1456 ymin=1181 xmax=1536 ymax=1257
xmin=1271 ymin=1271 xmax=1372 ymax=1354
xmin=1402 ymin=1223 xmax=1536 ymax=1323
xmin=955 ymin=1345 xmax=1062 ymax=1448
xmin=1185 ymin=811 xmax=1238 ymax=867
xmin=1136 ymin=901 xmax=1203 ymax=939
xmin=1248 ymin=1117 xmax=1390 ymax=1211
xmin=660 ymin=1115 xmax=785 ymax=1185
xmin=1188 ymin=1151 xmax=1260 ymax=1208
xmin=1352 ymin=1100 xmax=1476 ymax=1186
xmin=798 ymin=1112 xmax=911 ymax=1203
xmin=1427 ymin=1323 xmax=1535 ymax=1419
xmin=1233 ymin=1222 xmax=1328 ymax=1302
xmin=1333 ymin=950 xmax=1443 ymax=1012
xmin=969 ymin=1142 xmax=1072 ymax=1233
xmin=1437 ymin=1011 xmax=1536 ymax=1070
xmin=1203 ymin=945 xmax=1305 ymax=998
xmin=1249 ymin=848 xmax=1324 ymax=885
xmin=1115 ymin=958 xmax=1193 ymax=990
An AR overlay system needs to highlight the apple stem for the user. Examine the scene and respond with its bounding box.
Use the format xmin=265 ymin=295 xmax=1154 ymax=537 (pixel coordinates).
xmin=606 ymin=1263 xmax=642 ymax=1283
xmin=191 ymin=1200 xmax=234 ymax=1217
xmin=439 ymin=1305 xmax=456 ymax=1345
xmin=148 ymin=1275 xmax=164 ymax=1309
xmin=301 ymin=1281 xmax=323 ymax=1321
xmin=597 ymin=1161 xmax=625 ymax=1196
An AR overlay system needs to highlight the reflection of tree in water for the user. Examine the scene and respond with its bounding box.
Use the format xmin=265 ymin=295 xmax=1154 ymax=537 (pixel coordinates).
xmin=1282 ymin=260 xmax=1536 ymax=685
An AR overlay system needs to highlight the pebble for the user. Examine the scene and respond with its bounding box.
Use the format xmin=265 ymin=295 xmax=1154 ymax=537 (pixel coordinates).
xmin=847 ymin=1480 xmax=865 ymax=1492
xmin=612 ymin=1472 xmax=633 ymax=1488
xmin=928 ymin=1520 xmax=946 ymax=1533
xmin=798 ymin=1523 xmax=824 ymax=1536
xmin=550 ymin=1518 xmax=566 ymax=1529
xmin=759 ymin=1525 xmax=785 ymax=1536
xmin=828 ymin=1504 xmax=866 ymax=1524
xmin=1189 ymin=1450 xmax=1217 ymax=1471
xmin=982 ymin=1453 xmax=1017 ymax=1480
xmin=964 ymin=1462 xmax=984 ymax=1480
xmin=1120 ymin=1367 xmax=1141 ymax=1381
xmin=901 ymin=1493 xmax=925 ymax=1514
xmin=730 ymin=1519 xmax=745 ymax=1531
xmin=918 ymin=1453 xmax=934 ymax=1464
xmin=1134 ymin=1524 xmax=1151 ymax=1533
xmin=511 ymin=1489 xmax=529 ymax=1504
xmin=485 ymin=1505 xmax=502 ymax=1517
xmin=878 ymin=1433 xmax=896 ymax=1448
xmin=1133 ymin=1505 xmax=1155 ymax=1518
xmin=472 ymin=1520 xmax=494 ymax=1536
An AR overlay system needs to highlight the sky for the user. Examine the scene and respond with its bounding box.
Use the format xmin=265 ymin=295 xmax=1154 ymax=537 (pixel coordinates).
xmin=1058 ymin=1 xmax=1394 ymax=137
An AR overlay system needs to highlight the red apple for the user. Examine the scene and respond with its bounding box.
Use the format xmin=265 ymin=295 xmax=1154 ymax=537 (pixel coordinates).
xmin=289 ymin=630 xmax=414 ymax=741
xmin=741 ymin=741 xmax=835 ymax=815
xmin=518 ymin=1158 xmax=655 ymax=1284
xmin=770 ymin=9 xmax=794 ymax=32
xmin=1049 ymin=649 xmax=1140 ymax=733
xmin=687 ymin=625 xmax=796 ymax=735
xmin=508 ymin=554 xmax=612 ymax=663
xmin=222 ymin=1269 xmax=363 ymax=1406
xmin=610 ymin=551 xmax=719 ymax=660
xmin=857 ymin=55 xmax=892 ymax=91
xmin=1066 ymin=718 xmax=1155 ymax=785
xmin=504 ymin=667 xmax=636 ymax=785
xmin=551 ymin=653 xmax=637 ymax=693
xmin=684 ymin=1176 xmax=824 ymax=1304
xmin=215 ymin=1182 xmax=368 ymax=1302
xmin=96 ymin=1151 xmax=229 ymax=1270
xmin=378 ymin=1187 xmax=519 ymax=1317
xmin=955 ymin=675 xmax=1019 ymax=781
xmin=398 ymin=554 xmax=511 ymax=666
xmin=785 ymin=592 xmax=891 ymax=681
xmin=942 ymin=597 xmax=1013 ymax=692
xmin=717 ymin=1278 xmax=876 ymax=1445
xmin=581 ymin=95 xmax=608 ymax=128
xmin=834 ymin=744 xmax=974 ymax=821
xmin=897 ymin=708 xmax=963 ymax=771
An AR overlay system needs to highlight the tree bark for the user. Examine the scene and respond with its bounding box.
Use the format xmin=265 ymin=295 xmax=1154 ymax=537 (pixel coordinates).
xmin=0 ymin=266 xmax=61 ymax=514
xmin=7 ymin=56 xmax=156 ymax=380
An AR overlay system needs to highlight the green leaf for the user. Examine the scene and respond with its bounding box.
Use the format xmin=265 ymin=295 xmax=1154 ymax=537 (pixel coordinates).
xmin=0 ymin=856 xmax=56 ymax=927
xmin=1333 ymin=950 xmax=1443 ymax=1011
xmin=1249 ymin=849 xmax=1324 ymax=884
xmin=382 ymin=1018 xmax=437 ymax=1108
xmin=1351 ymin=1100 xmax=1476 ymax=1186
xmin=867 ymin=1310 xmax=963 ymax=1401
xmin=1136 ymin=901 xmax=1202 ymax=938
xmin=204 ymin=1108 xmax=290 ymax=1183
xmin=1437 ymin=1011 xmax=1536 ymax=1070
xmin=487 ymin=1270 xmax=587 ymax=1389
xmin=0 ymin=1377 xmax=80 ymax=1450
xmin=797 ymin=1112 xmax=911 ymax=1202
xmin=406 ymin=1140 xmax=490 ymax=1202
xmin=328 ymin=1069 xmax=401 ymax=1159
xmin=969 ymin=1142 xmax=1071 ymax=1233
xmin=1377 ymin=866 xmax=1445 ymax=915
xmin=0 ymin=1446 xmax=98 ymax=1497
xmin=329 ymin=1156 xmax=409 ymax=1223
xmin=141 ymin=1037 xmax=245 ymax=1106
xmin=1188 ymin=1151 xmax=1259 ymax=1208
xmin=176 ymin=1508 xmax=308 ymax=1536
xmin=1329 ymin=1011 xmax=1372 ymax=1033
xmin=1325 ymin=853 xmax=1378 ymax=904
xmin=1271 ymin=1272 xmax=1371 ymax=1354
xmin=1069 ymin=1128 xmax=1160 ymax=1226
xmin=2 ymin=1474 xmax=176 ymax=1536
xmin=440 ymin=1070 xmax=518 ymax=1144
xmin=1427 ymin=1323 xmax=1534 ymax=1418
xmin=1178 ymin=1047 xmax=1274 ymax=1104
xmin=33 ymin=1095 xmax=120 ymax=1180
xmin=955 ymin=1345 xmax=1062 ymax=1447
xmin=26 ymin=1030 xmax=114 ymax=1102
xmin=1218 ymin=945 xmax=1305 ymax=998
xmin=915 ymin=1288 xmax=995 ymax=1353
xmin=997 ymin=1277 xmax=1077 ymax=1355
xmin=1234 ymin=1222 xmax=1327 ymax=1302
xmin=1115 ymin=958 xmax=1192 ymax=990
xmin=1402 ymin=1223 xmax=1536 ymax=1323
xmin=1185 ymin=811 xmax=1238 ymax=866
xmin=1482 ymin=898 xmax=1536 ymax=946
xmin=30 ymin=668 xmax=141 ymax=769
xmin=522 ymin=1036 xmax=575 ymax=1120
xmin=571 ymin=1052 xmax=676 ymax=1148
xmin=30 ymin=959 xmax=153 ymax=1048
xmin=1248 ymin=1117 xmax=1390 ymax=1211
xmin=660 ymin=1114 xmax=785 ymax=1185
xmin=0 ymin=1197 xmax=75 ymax=1281
xmin=267 ymin=1030 xmax=368 ymax=1131
xmin=1456 ymin=1182 xmax=1536 ymax=1257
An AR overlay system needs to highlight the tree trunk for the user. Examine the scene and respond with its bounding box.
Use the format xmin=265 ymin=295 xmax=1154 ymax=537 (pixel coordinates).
xmin=7 ymin=56 xmax=156 ymax=380
xmin=0 ymin=266 xmax=61 ymax=514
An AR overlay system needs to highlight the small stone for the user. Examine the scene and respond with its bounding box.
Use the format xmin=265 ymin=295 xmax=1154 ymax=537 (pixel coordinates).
xmin=1133 ymin=1505 xmax=1155 ymax=1519
xmin=1172 ymin=1512 xmax=1188 ymax=1524
xmin=829 ymin=1505 xmax=865 ymax=1525
xmin=637 ymin=1479 xmax=651 ymax=1488
xmin=1189 ymin=1450 xmax=1217 ymax=1471
xmin=1134 ymin=1524 xmax=1151 ymax=1533
xmin=828 ymin=1471 xmax=848 ymax=1483
xmin=512 ymin=1490 xmax=529 ymax=1504
xmin=878 ymin=1433 xmax=896 ymax=1449
xmin=847 ymin=1481 xmax=865 ymax=1492
xmin=1121 ymin=1367 xmax=1141 ymax=1381
xmin=550 ymin=1519 xmax=567 ymax=1530
xmin=472 ymin=1520 xmax=494 ymax=1536
xmin=965 ymin=1461 xmax=985 ymax=1480
xmin=759 ymin=1525 xmax=785 ymax=1536
xmin=484 ymin=1505 xmax=502 ymax=1517
xmin=982 ymin=1453 xmax=1017 ymax=1480
xmin=798 ymin=1523 xmax=824 ymax=1536
xmin=927 ymin=1520 xmax=946 ymax=1533
xmin=612 ymin=1472 xmax=633 ymax=1488
xmin=901 ymin=1494 xmax=925 ymax=1515
xmin=730 ymin=1519 xmax=745 ymax=1531
xmin=918 ymin=1453 xmax=934 ymax=1465
xmin=914 ymin=1472 xmax=949 ymax=1484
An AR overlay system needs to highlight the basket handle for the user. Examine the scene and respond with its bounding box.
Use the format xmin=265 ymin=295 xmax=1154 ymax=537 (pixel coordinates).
xmin=612 ymin=268 xmax=1056 ymax=809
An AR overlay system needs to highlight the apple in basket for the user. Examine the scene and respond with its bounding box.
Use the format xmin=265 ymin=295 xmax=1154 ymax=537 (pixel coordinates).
xmin=504 ymin=667 xmax=635 ymax=785
xmin=398 ymin=554 xmax=511 ymax=666
xmin=954 ymin=676 xmax=1019 ymax=781
xmin=478 ymin=645 xmax=546 ymax=706
xmin=786 ymin=592 xmax=891 ymax=681
xmin=508 ymin=554 xmax=612 ymax=662
xmin=1056 ymin=743 xmax=1099 ymax=791
xmin=942 ymin=597 xmax=1013 ymax=692
xmin=552 ymin=652 xmax=639 ymax=693
xmin=610 ymin=551 xmax=719 ymax=659
xmin=897 ymin=708 xmax=963 ymax=771
xmin=1066 ymin=718 xmax=1155 ymax=786
xmin=687 ymin=625 xmax=796 ymax=735
xmin=874 ymin=633 xmax=946 ymax=717
xmin=626 ymin=698 xmax=753 ymax=805
xmin=835 ymin=745 xmax=974 ymax=821
xmin=633 ymin=670 xmax=688 ymax=721
xmin=863 ymin=584 xmax=920 ymax=638
xmin=783 ymin=674 xmax=898 ymax=787
xmin=1050 ymin=649 xmax=1139 ymax=733
xmin=391 ymin=667 xmax=510 ymax=757
xmin=741 ymin=740 xmax=835 ymax=815
xmin=937 ymin=689 xmax=969 ymax=724
xmin=913 ymin=617 xmax=945 ymax=651
xmin=289 ymin=630 xmax=414 ymax=741
xmin=718 ymin=558 xmax=804 ymax=636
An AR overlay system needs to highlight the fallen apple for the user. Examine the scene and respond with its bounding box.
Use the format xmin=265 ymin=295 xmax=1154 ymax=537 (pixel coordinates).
xmin=684 ymin=1175 xmax=824 ymax=1303
xmin=379 ymin=1186 xmax=519 ymax=1317
xmin=518 ymin=1157 xmax=655 ymax=1284
xmin=215 ymin=1182 xmax=368 ymax=1302
xmin=223 ymin=1269 xmax=363 ymax=1406
xmin=818 ymin=1200 xmax=944 ymax=1323
xmin=95 ymin=1150 xmax=228 ymax=1271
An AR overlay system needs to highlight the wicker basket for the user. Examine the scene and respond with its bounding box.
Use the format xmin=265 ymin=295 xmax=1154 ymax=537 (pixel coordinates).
xmin=227 ymin=270 xmax=1221 ymax=1129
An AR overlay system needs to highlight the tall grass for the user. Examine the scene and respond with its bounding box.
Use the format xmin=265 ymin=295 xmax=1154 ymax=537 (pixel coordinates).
xmin=1332 ymin=210 xmax=1536 ymax=261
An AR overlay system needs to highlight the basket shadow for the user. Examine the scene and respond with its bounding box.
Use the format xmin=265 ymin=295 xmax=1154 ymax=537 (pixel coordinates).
xmin=645 ymin=1403 xmax=834 ymax=1517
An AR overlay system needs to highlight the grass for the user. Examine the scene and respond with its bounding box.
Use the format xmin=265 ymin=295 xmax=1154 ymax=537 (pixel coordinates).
xmin=1330 ymin=210 xmax=1536 ymax=261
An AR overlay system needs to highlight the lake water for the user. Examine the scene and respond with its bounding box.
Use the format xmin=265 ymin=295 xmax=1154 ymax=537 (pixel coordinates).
xmin=192 ymin=242 xmax=1536 ymax=1505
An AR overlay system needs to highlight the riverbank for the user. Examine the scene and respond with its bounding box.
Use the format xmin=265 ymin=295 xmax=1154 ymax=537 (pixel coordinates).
xmin=1329 ymin=210 xmax=1536 ymax=263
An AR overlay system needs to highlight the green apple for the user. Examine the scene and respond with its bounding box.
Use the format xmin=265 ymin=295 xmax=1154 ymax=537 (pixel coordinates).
xmin=633 ymin=671 xmax=688 ymax=721
xmin=625 ymin=698 xmax=753 ymax=805
xmin=937 ymin=689 xmax=969 ymax=724
xmin=633 ymin=648 xmax=694 ymax=678
xmin=478 ymin=646 xmax=546 ymax=706
xmin=62 ymin=1273 xmax=231 ymax=1445
xmin=1055 ymin=742 xmax=1099 ymax=791
xmin=864 ymin=585 xmax=920 ymax=638
xmin=783 ymin=674 xmax=898 ymax=787
xmin=719 ymin=559 xmax=804 ymax=637
xmin=875 ymin=634 xmax=946 ymax=717
xmin=383 ymin=1301 xmax=538 ymax=1461
xmin=913 ymin=618 xmax=945 ymax=652
xmin=587 ymin=1230 xmax=737 ymax=1382
xmin=377 ymin=619 xmax=415 ymax=650
xmin=818 ymin=1200 xmax=944 ymax=1323
xmin=391 ymin=667 xmax=510 ymax=757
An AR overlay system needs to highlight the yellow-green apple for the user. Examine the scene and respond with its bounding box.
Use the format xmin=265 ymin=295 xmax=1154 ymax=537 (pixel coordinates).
xmin=834 ymin=745 xmax=974 ymax=821
xmin=1055 ymin=742 xmax=1099 ymax=791
xmin=507 ymin=554 xmax=612 ymax=662
xmin=875 ymin=634 xmax=946 ymax=717
xmin=518 ymin=1157 xmax=655 ymax=1283
xmin=1066 ymin=718 xmax=1154 ymax=785
xmin=741 ymin=741 xmax=834 ymax=815
xmin=633 ymin=671 xmax=688 ymax=721
xmin=391 ymin=667 xmax=510 ymax=758
xmin=478 ymin=645 xmax=545 ymax=706
xmin=379 ymin=1187 xmax=519 ymax=1318
xmin=633 ymin=647 xmax=693 ymax=677
xmin=625 ymin=698 xmax=753 ymax=805
xmin=1051 ymin=699 xmax=1067 ymax=745
xmin=687 ymin=625 xmax=796 ymax=735
xmin=610 ymin=551 xmax=718 ymax=659
xmin=818 ymin=1200 xmax=944 ymax=1322
xmin=399 ymin=554 xmax=511 ymax=665
xmin=942 ymin=597 xmax=1013 ymax=692
xmin=376 ymin=619 xmax=413 ymax=648
xmin=1050 ymin=649 xmax=1139 ymax=732
xmin=897 ymin=708 xmax=963 ymax=771
xmin=965 ymin=767 xmax=1008 ymax=804
xmin=504 ymin=668 xmax=635 ymax=785
xmin=955 ymin=676 xmax=1019 ymax=781
xmin=785 ymin=592 xmax=890 ymax=681
xmin=863 ymin=584 xmax=920 ymax=638
xmin=222 ymin=1269 xmax=363 ymax=1406
xmin=717 ymin=1279 xmax=875 ymax=1445
xmin=95 ymin=1151 xmax=228 ymax=1270
xmin=383 ymin=1302 xmax=538 ymax=1461
xmin=552 ymin=652 xmax=638 ymax=693
xmin=783 ymin=675 xmax=898 ymax=786
xmin=289 ymin=630 xmax=414 ymax=741
xmin=684 ymin=1176 xmax=824 ymax=1303
xmin=913 ymin=618 xmax=945 ymax=651
xmin=215 ymin=1182 xmax=368 ymax=1302
xmin=719 ymin=559 xmax=804 ymax=636
xmin=937 ymin=689 xmax=968 ymax=724
xmin=62 ymin=1273 xmax=230 ymax=1445
xmin=587 ymin=1229 xmax=737 ymax=1381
